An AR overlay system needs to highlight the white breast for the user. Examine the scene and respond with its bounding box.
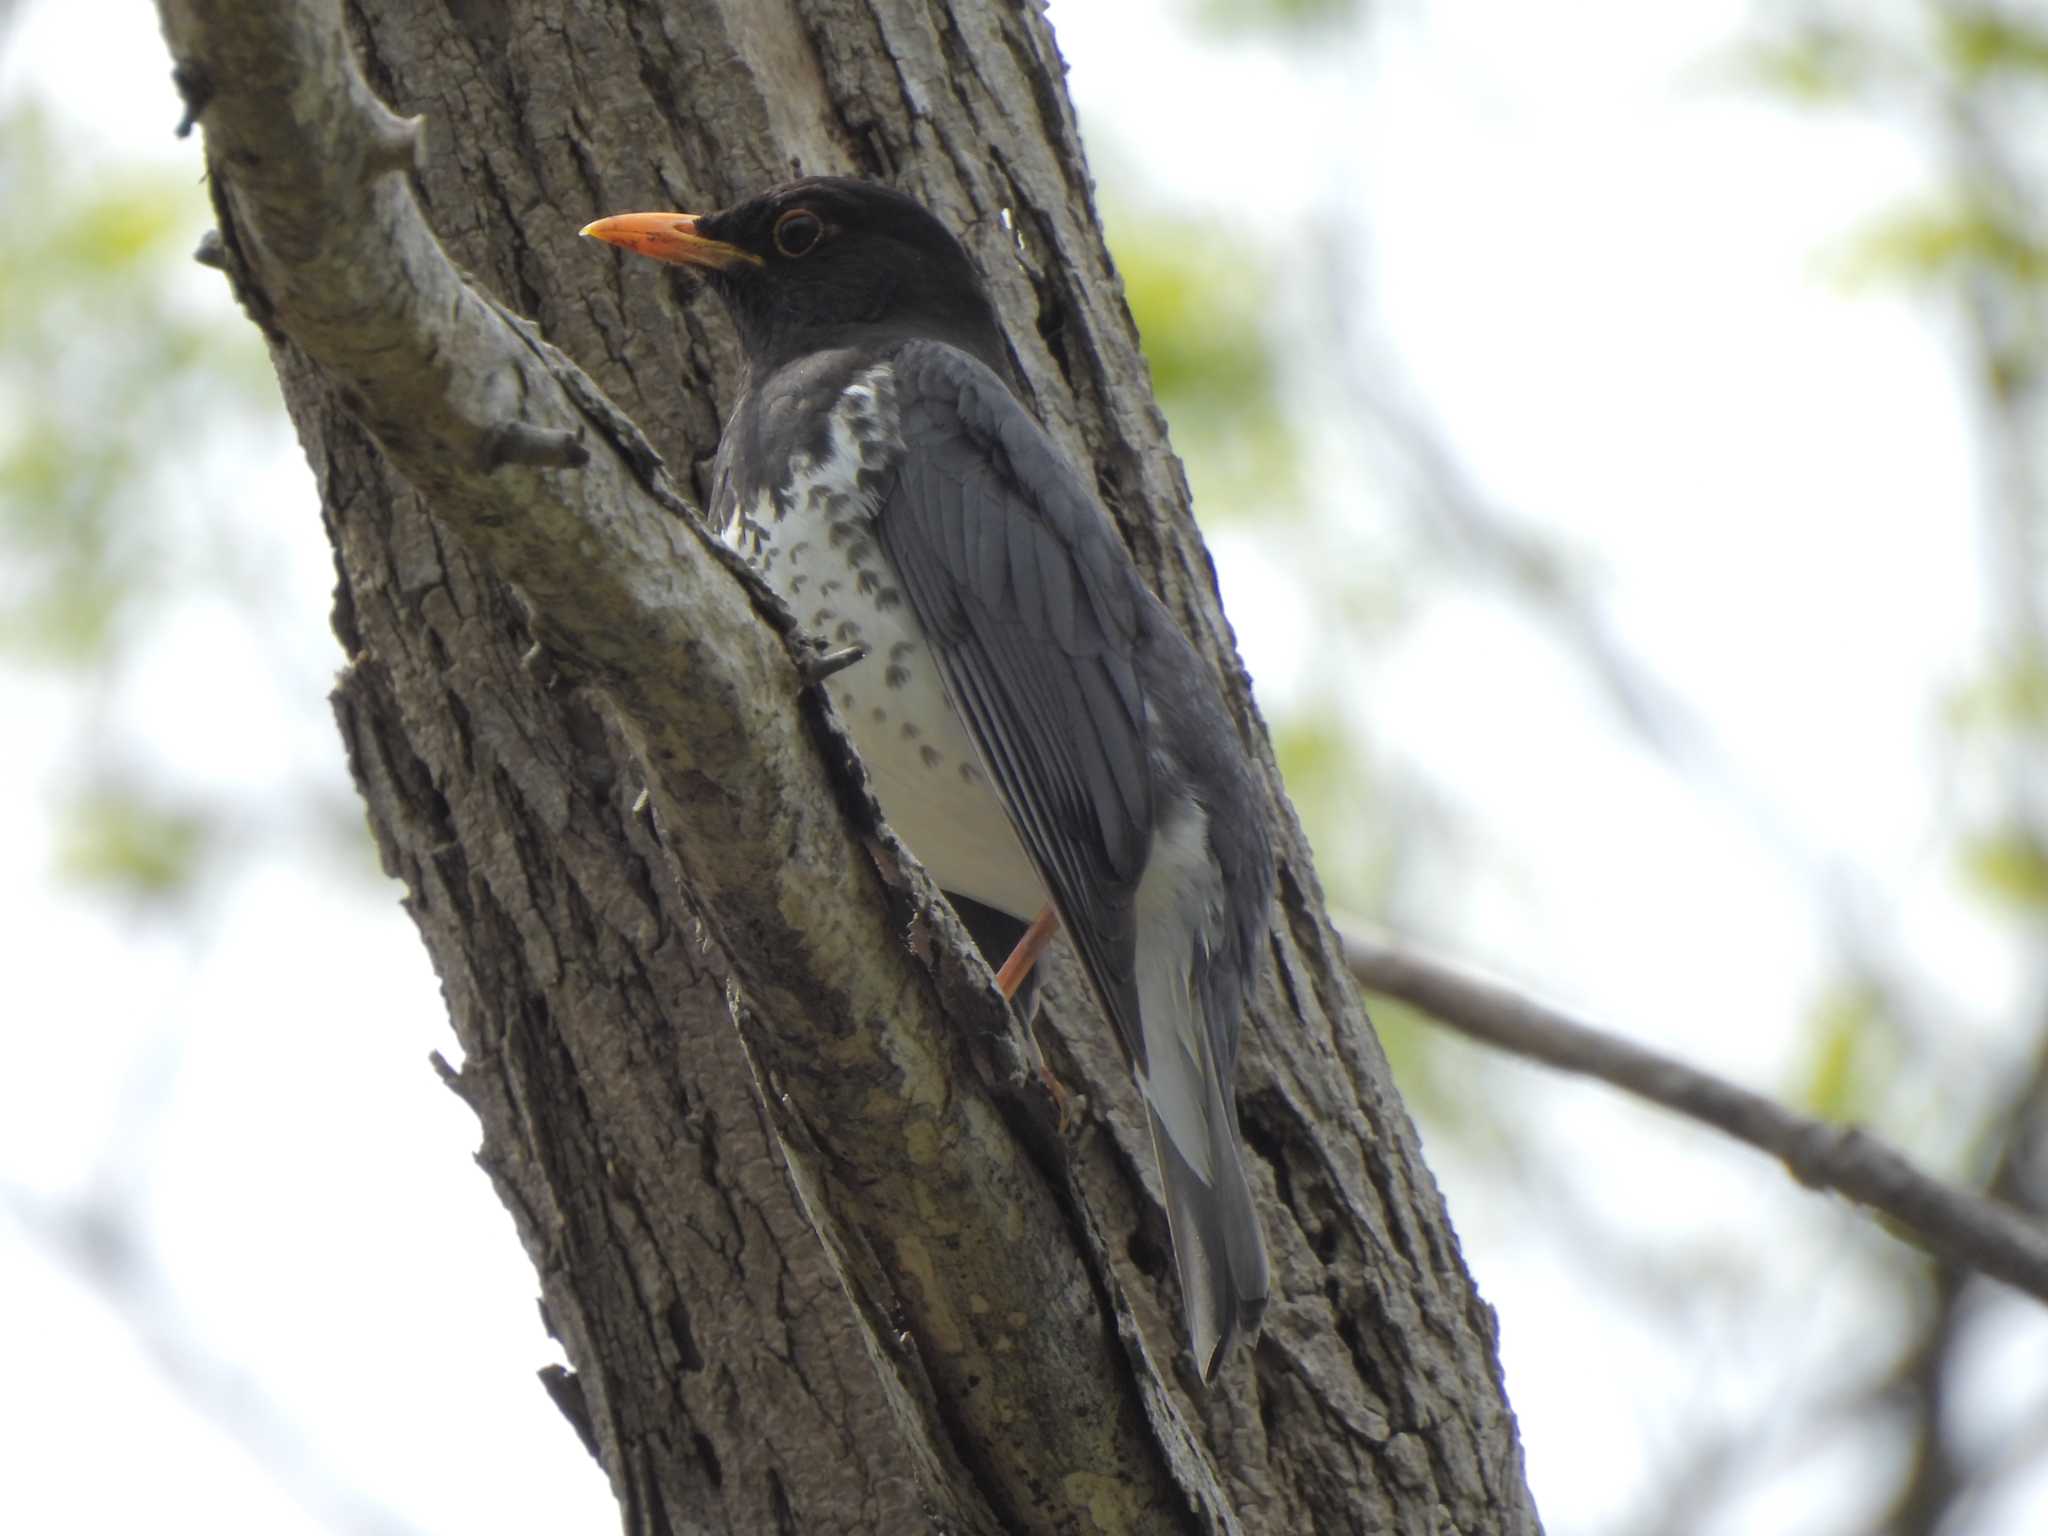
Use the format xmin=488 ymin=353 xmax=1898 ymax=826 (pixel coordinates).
xmin=725 ymin=369 xmax=1046 ymax=922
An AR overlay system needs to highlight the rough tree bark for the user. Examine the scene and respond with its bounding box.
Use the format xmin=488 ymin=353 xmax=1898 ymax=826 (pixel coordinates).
xmin=154 ymin=1 xmax=1540 ymax=1532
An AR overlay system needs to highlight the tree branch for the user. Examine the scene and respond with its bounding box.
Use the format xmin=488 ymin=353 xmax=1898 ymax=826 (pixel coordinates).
xmin=1338 ymin=923 xmax=2048 ymax=1303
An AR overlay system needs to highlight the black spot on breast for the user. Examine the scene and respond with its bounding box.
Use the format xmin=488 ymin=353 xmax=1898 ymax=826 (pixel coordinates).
xmin=900 ymin=720 xmax=921 ymax=740
xmin=844 ymin=536 xmax=873 ymax=565
xmin=837 ymin=620 xmax=861 ymax=642
xmin=959 ymin=762 xmax=982 ymax=784
xmin=788 ymin=541 xmax=811 ymax=561
xmin=920 ymin=745 xmax=942 ymax=770
xmin=871 ymin=706 xmax=887 ymax=723
xmin=889 ymin=640 xmax=915 ymax=662
xmin=813 ymin=608 xmax=835 ymax=627
xmin=789 ymin=573 xmax=808 ymax=594
xmin=885 ymin=664 xmax=910 ymax=689
xmin=856 ymin=570 xmax=879 ymax=596
xmin=827 ymin=519 xmax=858 ymax=547
xmin=819 ymin=579 xmax=842 ymax=598
xmin=874 ymin=588 xmax=903 ymax=611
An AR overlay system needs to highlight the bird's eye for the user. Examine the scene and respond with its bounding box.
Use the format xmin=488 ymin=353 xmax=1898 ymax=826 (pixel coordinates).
xmin=773 ymin=209 xmax=824 ymax=258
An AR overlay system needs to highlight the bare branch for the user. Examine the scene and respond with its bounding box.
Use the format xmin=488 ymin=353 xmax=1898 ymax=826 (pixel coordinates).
xmin=1338 ymin=922 xmax=2048 ymax=1304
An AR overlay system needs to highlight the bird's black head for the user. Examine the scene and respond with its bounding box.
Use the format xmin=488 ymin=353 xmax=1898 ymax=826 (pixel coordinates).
xmin=583 ymin=177 xmax=1012 ymax=384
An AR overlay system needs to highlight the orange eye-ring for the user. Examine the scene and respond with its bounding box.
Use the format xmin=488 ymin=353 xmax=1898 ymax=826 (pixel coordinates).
xmin=774 ymin=208 xmax=823 ymax=258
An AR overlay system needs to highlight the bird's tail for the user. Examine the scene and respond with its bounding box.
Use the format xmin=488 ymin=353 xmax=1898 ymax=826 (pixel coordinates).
xmin=1146 ymin=1079 xmax=1269 ymax=1382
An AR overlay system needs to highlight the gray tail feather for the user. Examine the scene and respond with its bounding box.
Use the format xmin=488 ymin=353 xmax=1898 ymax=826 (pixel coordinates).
xmin=1146 ymin=1098 xmax=1269 ymax=1382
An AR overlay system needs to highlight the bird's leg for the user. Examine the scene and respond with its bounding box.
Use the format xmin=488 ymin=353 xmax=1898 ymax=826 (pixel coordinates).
xmin=994 ymin=904 xmax=1059 ymax=997
xmin=994 ymin=905 xmax=1077 ymax=1129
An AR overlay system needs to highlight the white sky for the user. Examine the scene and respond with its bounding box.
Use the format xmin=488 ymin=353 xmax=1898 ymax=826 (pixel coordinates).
xmin=4 ymin=1 xmax=2042 ymax=1532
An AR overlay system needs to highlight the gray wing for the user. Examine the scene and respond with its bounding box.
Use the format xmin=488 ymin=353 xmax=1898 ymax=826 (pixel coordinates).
xmin=874 ymin=341 xmax=1154 ymax=1064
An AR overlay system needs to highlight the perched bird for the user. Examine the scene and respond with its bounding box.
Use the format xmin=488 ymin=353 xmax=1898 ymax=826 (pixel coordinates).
xmin=583 ymin=178 xmax=1274 ymax=1379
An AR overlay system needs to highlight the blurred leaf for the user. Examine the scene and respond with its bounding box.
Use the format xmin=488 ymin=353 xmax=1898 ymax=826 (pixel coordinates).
xmin=1118 ymin=224 xmax=1275 ymax=410
xmin=1270 ymin=709 xmax=1401 ymax=928
xmin=1960 ymin=826 xmax=2048 ymax=912
xmin=1359 ymin=989 xmax=1477 ymax=1132
xmin=1829 ymin=194 xmax=2048 ymax=291
xmin=1272 ymin=712 xmax=1355 ymax=885
xmin=1938 ymin=9 xmax=2048 ymax=84
xmin=1797 ymin=980 xmax=1887 ymax=1121
xmin=0 ymin=101 xmax=275 ymax=670
xmin=1107 ymin=206 xmax=1303 ymax=520
xmin=1177 ymin=0 xmax=1363 ymax=38
xmin=1273 ymin=711 xmax=1347 ymax=802
xmin=1942 ymin=650 xmax=2048 ymax=734
xmin=1722 ymin=27 xmax=1883 ymax=103
xmin=55 ymin=787 xmax=217 ymax=904
xmin=1729 ymin=10 xmax=2048 ymax=104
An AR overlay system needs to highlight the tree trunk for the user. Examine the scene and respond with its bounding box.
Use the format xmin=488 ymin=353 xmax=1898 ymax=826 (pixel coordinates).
xmin=154 ymin=1 xmax=1540 ymax=1531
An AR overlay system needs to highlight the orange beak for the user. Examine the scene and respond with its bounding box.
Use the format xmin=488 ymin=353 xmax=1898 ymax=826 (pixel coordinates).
xmin=579 ymin=212 xmax=761 ymax=269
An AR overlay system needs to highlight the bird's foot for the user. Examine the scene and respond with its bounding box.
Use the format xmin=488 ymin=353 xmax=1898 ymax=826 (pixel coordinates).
xmin=1039 ymin=1066 xmax=1086 ymax=1139
xmin=795 ymin=637 xmax=869 ymax=686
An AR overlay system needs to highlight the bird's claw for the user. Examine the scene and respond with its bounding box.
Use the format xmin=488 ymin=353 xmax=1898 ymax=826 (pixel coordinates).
xmin=1039 ymin=1066 xmax=1085 ymax=1139
xmin=796 ymin=639 xmax=869 ymax=686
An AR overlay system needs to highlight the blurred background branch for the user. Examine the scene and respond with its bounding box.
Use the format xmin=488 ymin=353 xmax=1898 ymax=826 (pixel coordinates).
xmin=1340 ymin=920 xmax=2048 ymax=1300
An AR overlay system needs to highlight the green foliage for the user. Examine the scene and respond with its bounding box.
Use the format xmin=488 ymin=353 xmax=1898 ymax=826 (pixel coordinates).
xmin=54 ymin=786 xmax=217 ymax=905
xmin=1271 ymin=711 xmax=1349 ymax=814
xmin=1739 ymin=5 xmax=2048 ymax=382
xmin=1356 ymin=989 xmax=1474 ymax=1133
xmin=1108 ymin=206 xmax=1303 ymax=522
xmin=0 ymin=103 xmax=275 ymax=669
xmin=1725 ymin=27 xmax=1882 ymax=103
xmin=1830 ymin=194 xmax=2048 ymax=293
xmin=1960 ymin=826 xmax=2048 ymax=912
xmin=1943 ymin=651 xmax=2048 ymax=734
xmin=1938 ymin=8 xmax=2048 ymax=84
xmin=1269 ymin=712 xmax=1349 ymax=888
xmin=1795 ymin=980 xmax=1893 ymax=1122
xmin=1745 ymin=6 xmax=2048 ymax=951
xmin=1177 ymin=0 xmax=1364 ymax=39
xmin=1731 ymin=7 xmax=2048 ymax=103
xmin=0 ymin=100 xmax=302 ymax=909
xmin=1270 ymin=710 xmax=1395 ymax=914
